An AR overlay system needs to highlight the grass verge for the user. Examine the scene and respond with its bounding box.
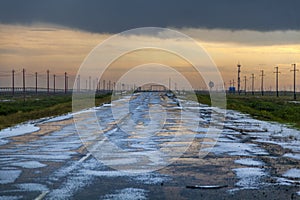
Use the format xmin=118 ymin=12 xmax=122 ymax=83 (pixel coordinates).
xmin=196 ymin=93 xmax=300 ymax=129
xmin=0 ymin=94 xmax=111 ymax=130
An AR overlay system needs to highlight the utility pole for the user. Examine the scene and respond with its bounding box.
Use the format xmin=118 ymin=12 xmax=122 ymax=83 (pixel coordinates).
xmin=12 ymin=69 xmax=15 ymax=96
xmin=35 ymin=72 xmax=38 ymax=94
xmin=47 ymin=70 xmax=49 ymax=94
xmin=64 ymin=72 xmax=67 ymax=94
xmin=250 ymin=73 xmax=255 ymax=95
xmin=53 ymin=74 xmax=56 ymax=94
xmin=274 ymin=66 xmax=280 ymax=97
xmin=260 ymin=70 xmax=265 ymax=96
xmin=103 ymin=80 xmax=105 ymax=91
xmin=22 ymin=68 xmax=25 ymax=94
xmin=96 ymin=78 xmax=99 ymax=92
xmin=237 ymin=63 xmax=241 ymax=95
xmin=89 ymin=76 xmax=91 ymax=91
xmin=22 ymin=68 xmax=25 ymax=101
xmin=291 ymin=63 xmax=298 ymax=100
xmin=244 ymin=76 xmax=247 ymax=95
xmin=77 ymin=75 xmax=80 ymax=92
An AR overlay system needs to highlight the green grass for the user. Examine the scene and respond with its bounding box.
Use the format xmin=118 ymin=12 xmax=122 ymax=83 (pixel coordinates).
xmin=196 ymin=93 xmax=300 ymax=129
xmin=0 ymin=94 xmax=111 ymax=130
xmin=2 ymin=92 xmax=299 ymax=130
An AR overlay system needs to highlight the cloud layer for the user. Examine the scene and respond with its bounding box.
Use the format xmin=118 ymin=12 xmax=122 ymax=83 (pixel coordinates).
xmin=0 ymin=0 xmax=299 ymax=33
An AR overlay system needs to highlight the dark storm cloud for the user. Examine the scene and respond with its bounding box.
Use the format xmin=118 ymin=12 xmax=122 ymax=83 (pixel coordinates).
xmin=0 ymin=0 xmax=299 ymax=33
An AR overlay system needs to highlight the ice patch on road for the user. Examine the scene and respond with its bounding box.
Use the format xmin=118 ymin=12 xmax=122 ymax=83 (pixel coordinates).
xmin=43 ymin=114 xmax=72 ymax=123
xmin=47 ymin=174 xmax=94 ymax=200
xmin=8 ymin=154 xmax=72 ymax=161
xmin=132 ymin=173 xmax=169 ymax=184
xmin=234 ymin=158 xmax=265 ymax=166
xmin=233 ymin=168 xmax=267 ymax=189
xmin=102 ymin=188 xmax=148 ymax=200
xmin=275 ymin=177 xmax=300 ymax=186
xmin=0 ymin=170 xmax=21 ymax=184
xmin=0 ymin=140 xmax=8 ymax=146
xmin=202 ymin=142 xmax=268 ymax=156
xmin=0 ymin=124 xmax=40 ymax=140
xmin=283 ymin=153 xmax=300 ymax=160
xmin=16 ymin=183 xmax=48 ymax=192
xmin=82 ymin=169 xmax=170 ymax=184
xmin=0 ymin=196 xmax=22 ymax=200
xmin=283 ymin=168 xmax=300 ymax=179
xmin=10 ymin=161 xmax=46 ymax=169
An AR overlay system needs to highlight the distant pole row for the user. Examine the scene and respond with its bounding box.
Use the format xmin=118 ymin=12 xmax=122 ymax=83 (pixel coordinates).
xmin=231 ymin=63 xmax=298 ymax=99
xmin=7 ymin=69 xmax=69 ymax=95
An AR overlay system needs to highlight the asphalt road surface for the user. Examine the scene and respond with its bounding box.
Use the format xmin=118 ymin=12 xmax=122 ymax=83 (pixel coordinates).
xmin=1 ymin=92 xmax=300 ymax=199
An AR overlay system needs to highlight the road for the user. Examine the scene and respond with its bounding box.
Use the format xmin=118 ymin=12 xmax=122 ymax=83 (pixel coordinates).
xmin=1 ymin=92 xmax=300 ymax=199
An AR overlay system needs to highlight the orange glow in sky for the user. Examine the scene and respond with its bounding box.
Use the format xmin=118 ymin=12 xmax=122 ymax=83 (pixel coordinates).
xmin=0 ymin=23 xmax=299 ymax=90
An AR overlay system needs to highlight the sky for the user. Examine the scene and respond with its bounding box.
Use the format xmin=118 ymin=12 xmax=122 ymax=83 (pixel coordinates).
xmin=0 ymin=0 xmax=299 ymax=90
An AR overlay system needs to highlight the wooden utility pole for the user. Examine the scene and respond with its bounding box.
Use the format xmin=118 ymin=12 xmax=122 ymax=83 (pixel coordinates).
xmin=260 ymin=70 xmax=265 ymax=96
xmin=244 ymin=76 xmax=247 ymax=95
xmin=96 ymin=78 xmax=99 ymax=92
xmin=35 ymin=72 xmax=38 ymax=94
xmin=89 ymin=76 xmax=91 ymax=91
xmin=12 ymin=69 xmax=15 ymax=95
xmin=47 ymin=70 xmax=50 ymax=94
xmin=232 ymin=79 xmax=236 ymax=94
xmin=22 ymin=68 xmax=25 ymax=94
xmin=291 ymin=64 xmax=298 ymax=100
xmin=22 ymin=68 xmax=25 ymax=101
xmin=274 ymin=66 xmax=280 ymax=97
xmin=250 ymin=74 xmax=255 ymax=95
xmin=77 ymin=75 xmax=80 ymax=92
xmin=64 ymin=72 xmax=67 ymax=94
xmin=53 ymin=74 xmax=56 ymax=94
xmin=237 ymin=63 xmax=241 ymax=95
